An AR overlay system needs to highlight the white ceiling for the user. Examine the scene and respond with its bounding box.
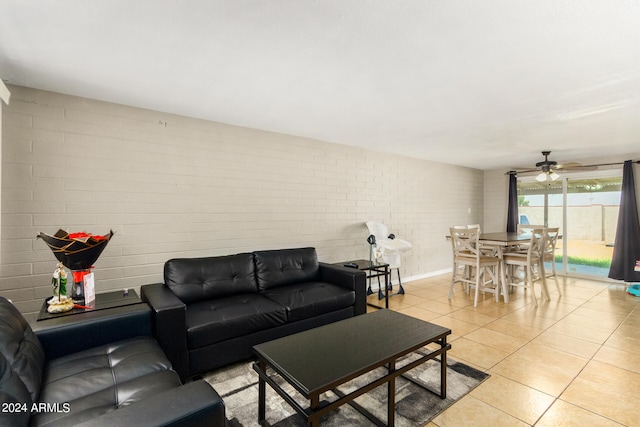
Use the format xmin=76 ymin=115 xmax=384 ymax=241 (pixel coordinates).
xmin=1 ymin=0 xmax=639 ymax=171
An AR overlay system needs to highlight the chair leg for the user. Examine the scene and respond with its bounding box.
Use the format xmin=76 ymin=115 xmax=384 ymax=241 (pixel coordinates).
xmin=547 ymin=260 xmax=561 ymax=296
xmin=540 ymin=261 xmax=551 ymax=301
xmin=507 ymin=264 xmax=521 ymax=296
xmin=527 ymin=265 xmax=538 ymax=306
xmin=483 ymin=265 xmax=499 ymax=303
xmin=508 ymin=264 xmax=518 ymax=295
xmin=450 ymin=263 xmax=470 ymax=299
xmin=473 ymin=267 xmax=482 ymax=307
xmin=449 ymin=263 xmax=457 ymax=299
xmin=464 ymin=266 xmax=473 ymax=294
xmin=500 ymin=262 xmax=509 ymax=303
xmin=491 ymin=265 xmax=500 ymax=302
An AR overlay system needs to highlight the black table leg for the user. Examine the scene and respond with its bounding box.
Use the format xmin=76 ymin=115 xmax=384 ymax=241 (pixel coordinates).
xmin=388 ymin=360 xmax=396 ymax=426
xmin=310 ymin=394 xmax=321 ymax=427
xmin=258 ymin=360 xmax=266 ymax=422
xmin=384 ymin=266 xmax=389 ymax=308
xmin=440 ymin=337 xmax=447 ymax=399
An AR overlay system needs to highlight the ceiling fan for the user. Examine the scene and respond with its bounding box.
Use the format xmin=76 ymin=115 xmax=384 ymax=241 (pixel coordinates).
xmin=514 ymin=151 xmax=584 ymax=182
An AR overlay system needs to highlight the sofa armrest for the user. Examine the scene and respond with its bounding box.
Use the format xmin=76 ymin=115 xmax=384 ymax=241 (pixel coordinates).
xmin=33 ymin=304 xmax=152 ymax=359
xmin=140 ymin=283 xmax=189 ymax=380
xmin=76 ymin=380 xmax=225 ymax=427
xmin=319 ymin=263 xmax=367 ymax=315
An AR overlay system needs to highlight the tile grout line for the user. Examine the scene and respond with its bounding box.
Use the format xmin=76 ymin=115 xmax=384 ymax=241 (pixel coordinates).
xmin=531 ymin=283 xmax=637 ymax=426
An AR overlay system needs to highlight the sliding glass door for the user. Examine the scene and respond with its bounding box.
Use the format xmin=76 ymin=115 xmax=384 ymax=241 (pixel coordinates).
xmin=518 ymin=171 xmax=622 ymax=278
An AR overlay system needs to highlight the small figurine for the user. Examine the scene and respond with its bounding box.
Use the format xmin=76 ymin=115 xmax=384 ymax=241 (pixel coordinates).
xmin=51 ymin=263 xmax=67 ymax=298
xmin=48 ymin=263 xmax=73 ymax=313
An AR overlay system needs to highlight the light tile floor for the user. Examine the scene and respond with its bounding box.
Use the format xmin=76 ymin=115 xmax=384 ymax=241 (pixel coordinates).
xmin=366 ymin=273 xmax=640 ymax=426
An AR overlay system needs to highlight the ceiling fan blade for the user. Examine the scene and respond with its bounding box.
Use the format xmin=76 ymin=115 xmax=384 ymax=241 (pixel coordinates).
xmin=510 ymin=168 xmax=539 ymax=174
xmin=512 ymin=164 xmax=599 ymax=176
xmin=509 ymin=153 xmax=604 ymax=176
xmin=555 ymin=162 xmax=582 ymax=170
xmin=508 ymin=169 xmax=546 ymax=177
xmin=558 ymin=164 xmax=599 ymax=171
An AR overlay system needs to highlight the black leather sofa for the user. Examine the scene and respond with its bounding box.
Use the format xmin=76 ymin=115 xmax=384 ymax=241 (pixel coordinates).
xmin=0 ymin=296 xmax=225 ymax=427
xmin=141 ymin=247 xmax=366 ymax=380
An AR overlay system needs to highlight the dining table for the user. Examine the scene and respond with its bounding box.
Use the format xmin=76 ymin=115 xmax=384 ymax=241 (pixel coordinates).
xmin=446 ymin=230 xmax=554 ymax=304
xmin=477 ymin=231 xmax=533 ymax=247
xmin=445 ymin=231 xmax=533 ymax=247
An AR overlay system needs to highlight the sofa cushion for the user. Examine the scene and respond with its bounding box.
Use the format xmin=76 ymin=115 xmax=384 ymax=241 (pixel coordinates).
xmin=39 ymin=336 xmax=174 ymax=404
xmin=186 ymin=294 xmax=287 ymax=348
xmin=165 ymin=253 xmax=258 ymax=304
xmin=262 ymin=282 xmax=356 ymax=322
xmin=254 ymin=247 xmax=320 ymax=292
xmin=0 ymin=297 xmax=45 ymax=404
xmin=32 ymin=370 xmax=181 ymax=427
xmin=0 ymin=353 xmax=32 ymax=427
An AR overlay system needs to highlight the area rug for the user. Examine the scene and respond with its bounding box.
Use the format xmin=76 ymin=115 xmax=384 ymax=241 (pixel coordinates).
xmin=203 ymin=350 xmax=489 ymax=427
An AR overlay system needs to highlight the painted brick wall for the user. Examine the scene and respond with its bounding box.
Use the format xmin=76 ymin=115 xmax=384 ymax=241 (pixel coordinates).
xmin=1 ymin=85 xmax=484 ymax=316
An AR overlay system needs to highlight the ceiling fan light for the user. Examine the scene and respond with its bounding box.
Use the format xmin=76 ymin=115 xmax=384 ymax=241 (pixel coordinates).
xmin=550 ymin=172 xmax=560 ymax=181
xmin=536 ymin=172 xmax=547 ymax=182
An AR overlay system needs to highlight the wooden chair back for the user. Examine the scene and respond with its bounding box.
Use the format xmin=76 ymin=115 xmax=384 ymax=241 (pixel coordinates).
xmin=450 ymin=227 xmax=481 ymax=259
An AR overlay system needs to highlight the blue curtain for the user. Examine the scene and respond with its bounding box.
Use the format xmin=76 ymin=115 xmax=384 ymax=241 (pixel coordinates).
xmin=608 ymin=161 xmax=640 ymax=282
xmin=506 ymin=172 xmax=518 ymax=232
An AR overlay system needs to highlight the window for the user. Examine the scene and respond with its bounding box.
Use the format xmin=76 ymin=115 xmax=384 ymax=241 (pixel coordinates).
xmin=518 ymin=172 xmax=622 ymax=277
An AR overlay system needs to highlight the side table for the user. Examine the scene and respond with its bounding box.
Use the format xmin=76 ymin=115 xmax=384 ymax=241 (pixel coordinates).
xmin=335 ymin=259 xmax=390 ymax=309
xmin=31 ymin=290 xmax=151 ymax=359
xmin=37 ymin=289 xmax=142 ymax=321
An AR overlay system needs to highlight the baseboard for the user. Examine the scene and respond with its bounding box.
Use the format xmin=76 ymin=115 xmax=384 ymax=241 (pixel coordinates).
xmin=401 ymin=268 xmax=452 ymax=283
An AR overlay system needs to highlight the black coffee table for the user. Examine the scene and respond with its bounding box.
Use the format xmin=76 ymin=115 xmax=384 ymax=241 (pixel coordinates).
xmin=253 ymin=310 xmax=451 ymax=426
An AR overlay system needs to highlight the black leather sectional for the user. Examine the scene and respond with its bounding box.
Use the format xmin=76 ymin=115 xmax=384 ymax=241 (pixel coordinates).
xmin=141 ymin=247 xmax=367 ymax=380
xmin=0 ymin=297 xmax=225 ymax=427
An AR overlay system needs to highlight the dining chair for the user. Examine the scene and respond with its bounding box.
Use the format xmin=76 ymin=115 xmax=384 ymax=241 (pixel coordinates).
xmin=451 ymin=224 xmax=483 ymax=290
xmin=450 ymin=225 xmax=471 ymax=293
xmin=542 ymin=227 xmax=561 ymax=296
xmin=503 ymin=228 xmax=548 ymax=306
xmin=510 ymin=223 xmax=546 ymax=253
xmin=449 ymin=227 xmax=505 ymax=307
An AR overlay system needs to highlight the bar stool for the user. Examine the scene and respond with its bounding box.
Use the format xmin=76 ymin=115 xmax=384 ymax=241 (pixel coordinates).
xmin=449 ymin=227 xmax=505 ymax=307
xmin=503 ymin=228 xmax=548 ymax=306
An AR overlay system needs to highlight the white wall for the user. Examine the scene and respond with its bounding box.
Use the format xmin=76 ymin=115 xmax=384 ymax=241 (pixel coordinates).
xmin=1 ymin=85 xmax=484 ymax=316
xmin=483 ymin=169 xmax=509 ymax=232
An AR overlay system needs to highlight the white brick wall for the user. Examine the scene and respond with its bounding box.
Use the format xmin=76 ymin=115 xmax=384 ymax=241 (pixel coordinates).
xmin=1 ymin=85 xmax=484 ymax=315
